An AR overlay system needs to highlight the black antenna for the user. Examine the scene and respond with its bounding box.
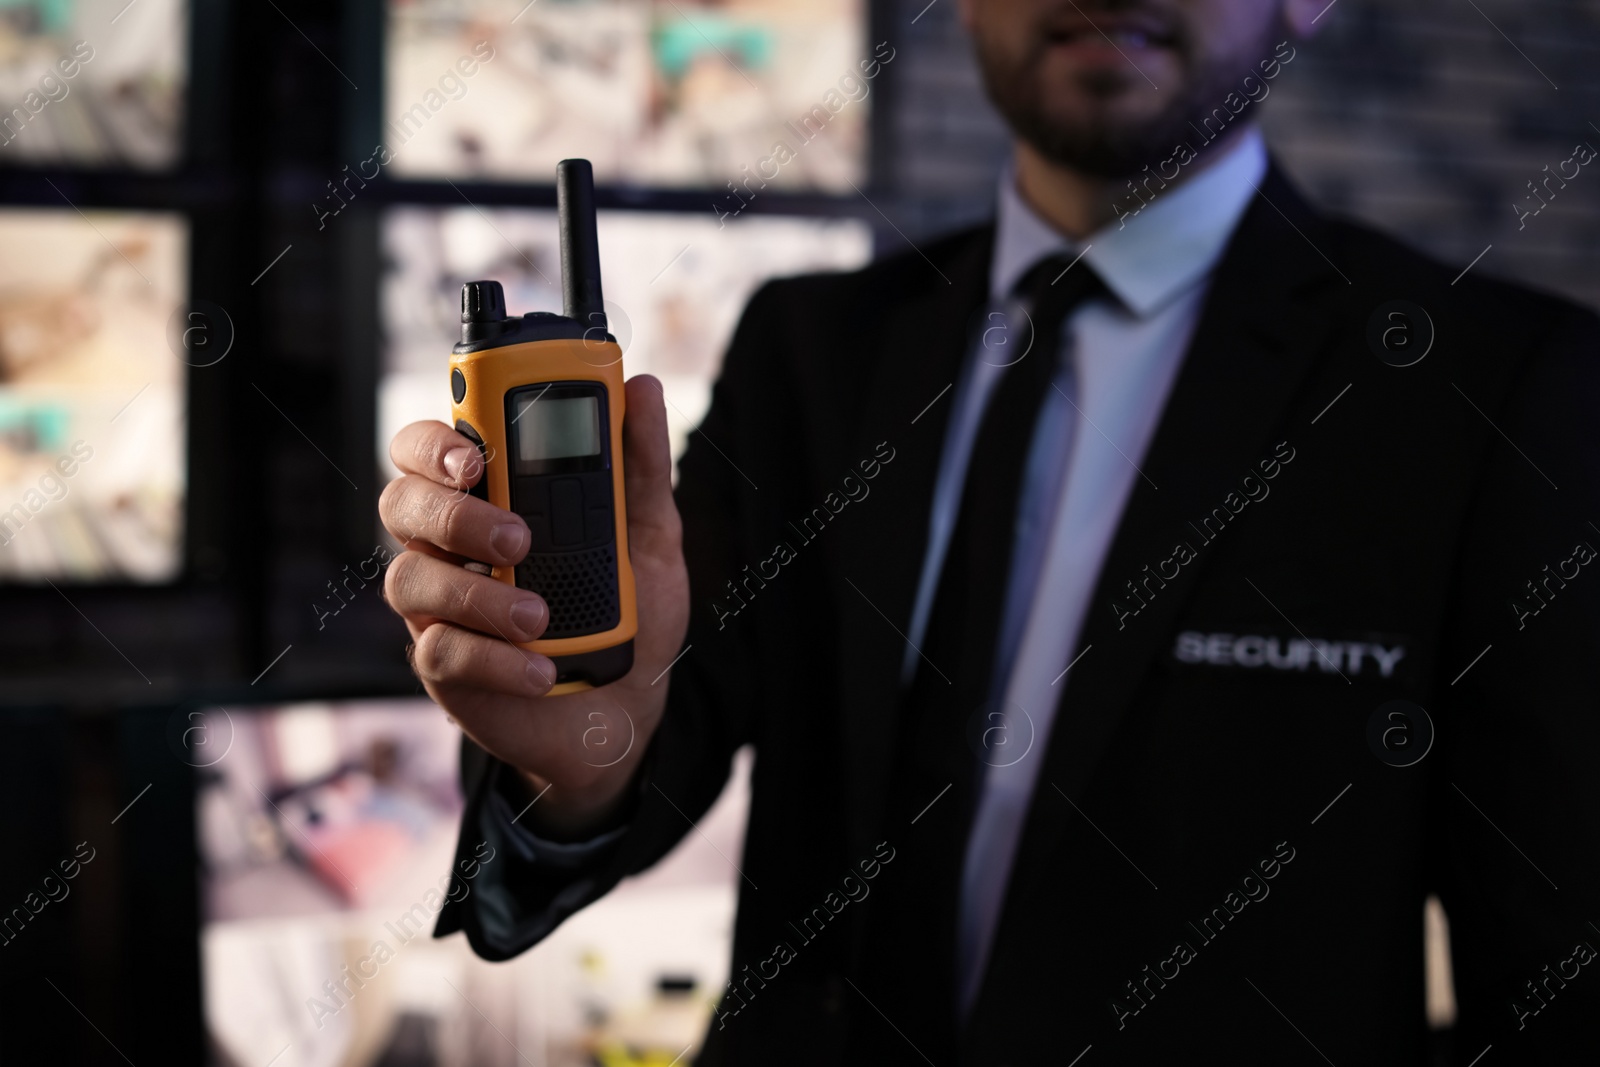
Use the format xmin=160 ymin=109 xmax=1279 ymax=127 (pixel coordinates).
xmin=557 ymin=158 xmax=605 ymax=330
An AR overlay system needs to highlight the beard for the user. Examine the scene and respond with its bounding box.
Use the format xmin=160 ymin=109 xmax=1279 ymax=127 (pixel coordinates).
xmin=972 ymin=11 xmax=1283 ymax=178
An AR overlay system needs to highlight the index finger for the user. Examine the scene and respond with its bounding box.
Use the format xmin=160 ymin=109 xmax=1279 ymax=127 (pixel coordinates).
xmin=391 ymin=420 xmax=484 ymax=490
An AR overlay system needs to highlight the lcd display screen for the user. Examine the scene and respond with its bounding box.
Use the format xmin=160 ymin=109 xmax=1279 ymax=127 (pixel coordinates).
xmin=0 ymin=0 xmax=187 ymax=169
xmin=514 ymin=393 xmax=600 ymax=464
xmin=195 ymin=698 xmax=753 ymax=1067
xmin=0 ymin=207 xmax=187 ymax=582
xmin=384 ymin=0 xmax=868 ymax=190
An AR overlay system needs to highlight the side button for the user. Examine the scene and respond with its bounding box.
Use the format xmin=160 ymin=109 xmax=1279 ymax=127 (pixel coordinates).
xmin=454 ymin=419 xmax=490 ymax=502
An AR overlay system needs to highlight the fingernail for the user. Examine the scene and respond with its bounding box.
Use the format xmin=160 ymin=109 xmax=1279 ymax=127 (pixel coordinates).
xmin=510 ymin=597 xmax=545 ymax=639
xmin=526 ymin=657 xmax=555 ymax=691
xmin=490 ymin=522 xmax=528 ymax=561
xmin=444 ymin=446 xmax=476 ymax=483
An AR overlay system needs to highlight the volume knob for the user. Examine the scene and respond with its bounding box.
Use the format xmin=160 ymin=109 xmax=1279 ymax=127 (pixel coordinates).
xmin=461 ymin=280 xmax=507 ymax=324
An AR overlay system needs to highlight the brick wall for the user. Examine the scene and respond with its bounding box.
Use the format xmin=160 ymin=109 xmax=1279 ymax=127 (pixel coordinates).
xmin=884 ymin=0 xmax=1600 ymax=309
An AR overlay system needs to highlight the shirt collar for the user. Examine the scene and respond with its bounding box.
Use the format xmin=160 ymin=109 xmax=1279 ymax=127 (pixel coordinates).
xmin=990 ymin=125 xmax=1268 ymax=317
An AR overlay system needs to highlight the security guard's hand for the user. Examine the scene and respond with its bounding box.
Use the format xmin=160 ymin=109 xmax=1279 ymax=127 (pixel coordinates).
xmin=379 ymin=374 xmax=688 ymax=838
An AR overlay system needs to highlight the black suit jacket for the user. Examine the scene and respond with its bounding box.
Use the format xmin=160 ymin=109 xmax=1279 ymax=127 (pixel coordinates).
xmin=436 ymin=165 xmax=1600 ymax=1064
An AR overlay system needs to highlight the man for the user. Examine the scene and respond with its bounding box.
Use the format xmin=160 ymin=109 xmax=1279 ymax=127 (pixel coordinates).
xmin=380 ymin=0 xmax=1600 ymax=1061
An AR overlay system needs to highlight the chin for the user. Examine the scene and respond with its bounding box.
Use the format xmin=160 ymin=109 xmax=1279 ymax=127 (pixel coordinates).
xmin=1033 ymin=62 xmax=1176 ymax=121
xmin=1043 ymin=97 xmax=1172 ymax=138
xmin=1016 ymin=115 xmax=1181 ymax=178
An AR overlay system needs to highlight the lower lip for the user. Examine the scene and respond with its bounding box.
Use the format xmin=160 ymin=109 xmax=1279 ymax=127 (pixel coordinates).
xmin=1047 ymin=35 xmax=1168 ymax=65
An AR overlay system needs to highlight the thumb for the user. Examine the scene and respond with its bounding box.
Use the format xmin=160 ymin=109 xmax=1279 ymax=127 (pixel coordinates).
xmin=621 ymin=374 xmax=681 ymax=561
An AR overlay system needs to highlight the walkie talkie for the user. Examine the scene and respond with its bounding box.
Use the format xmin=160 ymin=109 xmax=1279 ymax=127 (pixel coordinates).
xmin=449 ymin=159 xmax=636 ymax=694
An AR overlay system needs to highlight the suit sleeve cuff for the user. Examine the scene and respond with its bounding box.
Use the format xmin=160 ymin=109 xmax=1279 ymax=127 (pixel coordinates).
xmin=485 ymin=761 xmax=630 ymax=868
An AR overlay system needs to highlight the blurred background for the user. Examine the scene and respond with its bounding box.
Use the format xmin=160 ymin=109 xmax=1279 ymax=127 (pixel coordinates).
xmin=0 ymin=0 xmax=1595 ymax=1063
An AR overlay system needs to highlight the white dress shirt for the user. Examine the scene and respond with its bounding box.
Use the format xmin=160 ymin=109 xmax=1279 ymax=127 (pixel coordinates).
xmin=895 ymin=128 xmax=1269 ymax=1012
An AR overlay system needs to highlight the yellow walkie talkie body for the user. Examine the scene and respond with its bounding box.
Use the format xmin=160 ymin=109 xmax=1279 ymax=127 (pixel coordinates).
xmin=447 ymin=160 xmax=636 ymax=694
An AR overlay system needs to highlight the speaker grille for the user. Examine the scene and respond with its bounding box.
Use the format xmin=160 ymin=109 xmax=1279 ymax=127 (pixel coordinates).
xmin=516 ymin=545 xmax=620 ymax=638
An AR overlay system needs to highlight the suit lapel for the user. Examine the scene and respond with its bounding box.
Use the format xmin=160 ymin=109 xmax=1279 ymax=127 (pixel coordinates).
xmin=1017 ymin=164 xmax=1348 ymax=838
xmin=834 ymin=226 xmax=993 ymax=861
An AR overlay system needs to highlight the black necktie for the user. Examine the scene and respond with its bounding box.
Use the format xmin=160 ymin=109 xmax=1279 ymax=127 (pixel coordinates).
xmin=926 ymin=252 xmax=1107 ymax=724
xmin=851 ymin=253 xmax=1105 ymax=1053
